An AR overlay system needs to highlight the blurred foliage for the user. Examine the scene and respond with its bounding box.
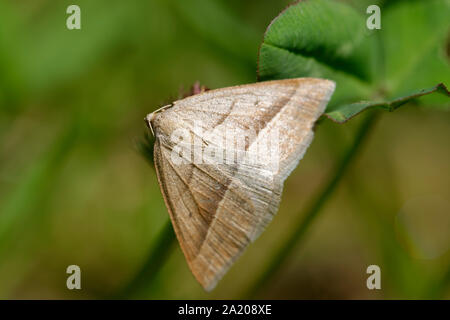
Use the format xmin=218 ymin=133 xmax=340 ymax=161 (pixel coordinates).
xmin=0 ymin=0 xmax=449 ymax=299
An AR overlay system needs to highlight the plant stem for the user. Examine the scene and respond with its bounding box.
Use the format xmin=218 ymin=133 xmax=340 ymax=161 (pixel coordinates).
xmin=245 ymin=112 xmax=379 ymax=298
xmin=113 ymin=219 xmax=176 ymax=299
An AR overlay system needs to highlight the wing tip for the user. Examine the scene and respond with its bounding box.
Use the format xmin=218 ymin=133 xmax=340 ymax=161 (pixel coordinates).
xmin=192 ymin=267 xmax=220 ymax=292
xmin=322 ymin=78 xmax=336 ymax=93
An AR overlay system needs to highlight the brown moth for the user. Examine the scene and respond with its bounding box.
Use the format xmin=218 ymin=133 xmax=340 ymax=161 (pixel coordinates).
xmin=145 ymin=78 xmax=335 ymax=291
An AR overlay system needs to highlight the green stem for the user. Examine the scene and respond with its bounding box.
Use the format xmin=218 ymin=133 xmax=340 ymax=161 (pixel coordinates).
xmin=245 ymin=112 xmax=379 ymax=298
xmin=113 ymin=219 xmax=176 ymax=299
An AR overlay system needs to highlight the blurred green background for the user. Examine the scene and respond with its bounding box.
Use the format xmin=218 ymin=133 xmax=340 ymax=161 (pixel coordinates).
xmin=0 ymin=0 xmax=449 ymax=299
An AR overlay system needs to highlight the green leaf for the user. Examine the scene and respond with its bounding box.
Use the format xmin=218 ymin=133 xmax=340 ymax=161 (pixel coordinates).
xmin=325 ymin=83 xmax=449 ymax=123
xmin=258 ymin=0 xmax=450 ymax=122
xmin=260 ymin=0 xmax=377 ymax=82
xmin=258 ymin=0 xmax=377 ymax=107
xmin=380 ymin=0 xmax=450 ymax=106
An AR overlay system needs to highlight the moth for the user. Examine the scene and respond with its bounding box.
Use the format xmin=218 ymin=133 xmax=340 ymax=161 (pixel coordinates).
xmin=145 ymin=78 xmax=335 ymax=291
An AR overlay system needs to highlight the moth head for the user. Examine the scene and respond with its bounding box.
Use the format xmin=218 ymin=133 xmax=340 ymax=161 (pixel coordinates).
xmin=145 ymin=104 xmax=173 ymax=136
xmin=145 ymin=112 xmax=157 ymax=136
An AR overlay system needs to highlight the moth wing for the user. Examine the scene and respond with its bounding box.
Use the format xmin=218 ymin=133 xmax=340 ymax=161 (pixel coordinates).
xmin=154 ymin=138 xmax=282 ymax=291
xmin=152 ymin=78 xmax=336 ymax=290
